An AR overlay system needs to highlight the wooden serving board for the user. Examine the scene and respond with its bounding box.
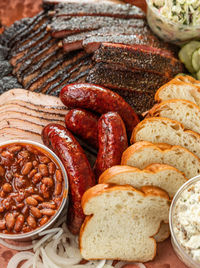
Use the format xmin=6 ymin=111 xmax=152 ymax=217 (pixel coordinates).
xmin=0 ymin=1 xmax=188 ymax=267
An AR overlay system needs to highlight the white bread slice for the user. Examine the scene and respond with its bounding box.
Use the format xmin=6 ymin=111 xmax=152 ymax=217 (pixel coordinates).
xmin=155 ymin=75 xmax=200 ymax=105
xmin=99 ymin=164 xmax=187 ymax=199
xmin=121 ymin=141 xmax=200 ymax=179
xmin=99 ymin=164 xmax=187 ymax=243
xmin=80 ymin=184 xmax=170 ymax=262
xmin=147 ymin=99 xmax=200 ymax=134
xmin=131 ymin=117 xmax=200 ymax=159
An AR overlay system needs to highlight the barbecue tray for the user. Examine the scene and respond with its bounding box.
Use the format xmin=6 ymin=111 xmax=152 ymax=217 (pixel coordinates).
xmin=0 ymin=0 xmax=188 ymax=267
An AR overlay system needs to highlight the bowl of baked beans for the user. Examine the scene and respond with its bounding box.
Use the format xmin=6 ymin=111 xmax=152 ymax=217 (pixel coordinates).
xmin=0 ymin=140 xmax=68 ymax=241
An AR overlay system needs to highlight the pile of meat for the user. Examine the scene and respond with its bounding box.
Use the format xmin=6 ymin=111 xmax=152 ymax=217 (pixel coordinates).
xmin=0 ymin=0 xmax=184 ymax=115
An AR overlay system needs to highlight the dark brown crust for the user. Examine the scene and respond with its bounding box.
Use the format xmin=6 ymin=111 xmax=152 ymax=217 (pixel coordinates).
xmin=60 ymin=83 xmax=140 ymax=137
xmin=93 ymin=43 xmax=183 ymax=78
xmin=65 ymin=109 xmax=99 ymax=149
xmin=42 ymin=123 xmax=95 ymax=234
xmin=93 ymin=112 xmax=128 ymax=179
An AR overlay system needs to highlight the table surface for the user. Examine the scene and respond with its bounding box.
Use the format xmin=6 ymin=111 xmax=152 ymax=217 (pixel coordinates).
xmin=0 ymin=1 xmax=188 ymax=267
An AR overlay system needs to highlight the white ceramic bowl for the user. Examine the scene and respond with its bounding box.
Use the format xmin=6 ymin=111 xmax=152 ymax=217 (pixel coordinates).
xmin=169 ymin=175 xmax=200 ymax=268
xmin=146 ymin=0 xmax=200 ymax=45
xmin=0 ymin=140 xmax=68 ymax=241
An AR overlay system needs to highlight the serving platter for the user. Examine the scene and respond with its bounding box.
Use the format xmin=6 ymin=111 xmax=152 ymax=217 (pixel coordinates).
xmin=0 ymin=0 xmax=190 ymax=267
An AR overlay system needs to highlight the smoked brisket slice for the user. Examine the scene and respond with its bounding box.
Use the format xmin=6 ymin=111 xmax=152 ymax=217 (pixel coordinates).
xmin=93 ymin=43 xmax=183 ymax=78
xmin=49 ymin=16 xmax=145 ymax=38
xmin=87 ymin=62 xmax=169 ymax=93
xmin=47 ymin=54 xmax=92 ymax=95
xmin=9 ymin=12 xmax=47 ymax=48
xmin=54 ymin=2 xmax=145 ymax=19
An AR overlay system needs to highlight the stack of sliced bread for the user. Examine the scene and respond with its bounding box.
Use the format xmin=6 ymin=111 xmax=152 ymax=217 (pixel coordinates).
xmin=131 ymin=75 xmax=200 ymax=166
xmin=80 ymin=75 xmax=200 ymax=262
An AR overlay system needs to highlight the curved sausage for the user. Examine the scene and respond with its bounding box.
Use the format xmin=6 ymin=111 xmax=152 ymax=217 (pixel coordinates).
xmin=42 ymin=123 xmax=95 ymax=234
xmin=60 ymin=83 xmax=139 ymax=137
xmin=65 ymin=109 xmax=99 ymax=149
xmin=94 ymin=112 xmax=128 ymax=179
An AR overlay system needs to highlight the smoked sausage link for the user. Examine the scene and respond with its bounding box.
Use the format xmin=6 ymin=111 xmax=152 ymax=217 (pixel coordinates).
xmin=42 ymin=123 xmax=95 ymax=234
xmin=94 ymin=112 xmax=128 ymax=179
xmin=65 ymin=109 xmax=99 ymax=149
xmin=60 ymin=83 xmax=139 ymax=137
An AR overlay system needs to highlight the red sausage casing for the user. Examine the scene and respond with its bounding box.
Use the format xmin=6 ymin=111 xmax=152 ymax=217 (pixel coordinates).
xmin=65 ymin=108 xmax=99 ymax=149
xmin=42 ymin=123 xmax=95 ymax=234
xmin=60 ymin=83 xmax=139 ymax=137
xmin=94 ymin=112 xmax=128 ymax=179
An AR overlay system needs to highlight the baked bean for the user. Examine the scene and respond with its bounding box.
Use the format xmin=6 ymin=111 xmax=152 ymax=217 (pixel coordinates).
xmin=48 ymin=162 xmax=56 ymax=174
xmin=39 ymin=156 xmax=50 ymax=164
xmin=8 ymin=146 xmax=22 ymax=154
xmin=16 ymin=192 xmax=25 ymax=202
xmin=22 ymin=226 xmax=31 ymax=233
xmin=30 ymin=207 xmax=42 ymax=218
xmin=26 ymin=196 xmax=38 ymax=206
xmin=55 ymin=182 xmax=62 ymax=196
xmin=17 ymin=203 xmax=24 ymax=209
xmin=0 ymin=191 xmax=6 ymax=198
xmin=0 ymin=206 xmax=4 ymax=213
xmin=38 ymin=164 xmax=48 ymax=176
xmin=33 ymin=160 xmax=38 ymax=167
xmin=26 ymin=145 xmax=38 ymax=154
xmin=21 ymin=205 xmax=29 ymax=218
xmin=39 ymin=216 xmax=49 ymax=226
xmin=33 ymin=173 xmax=42 ymax=184
xmin=1 ymin=151 xmax=13 ymax=159
xmin=42 ymin=177 xmax=53 ymax=188
xmin=28 ymin=169 xmax=37 ymax=179
xmin=2 ymin=183 xmax=12 ymax=193
xmin=31 ymin=194 xmax=44 ymax=202
xmin=55 ymin=170 xmax=62 ymax=182
xmin=40 ymin=208 xmax=55 ymax=216
xmin=5 ymin=213 xmax=15 ymax=230
xmin=0 ymin=219 xmax=5 ymax=230
xmin=21 ymin=162 xmax=33 ymax=175
xmin=39 ymin=202 xmax=56 ymax=210
xmin=40 ymin=184 xmax=50 ymax=199
xmin=14 ymin=214 xmax=24 ymax=232
xmin=3 ymin=199 xmax=12 ymax=210
xmin=0 ymin=166 xmax=5 ymax=177
xmin=27 ymin=215 xmax=36 ymax=229
xmin=18 ymin=150 xmax=30 ymax=159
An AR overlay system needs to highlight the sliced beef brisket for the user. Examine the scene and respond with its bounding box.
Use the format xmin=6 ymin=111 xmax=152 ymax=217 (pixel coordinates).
xmin=93 ymin=43 xmax=183 ymax=77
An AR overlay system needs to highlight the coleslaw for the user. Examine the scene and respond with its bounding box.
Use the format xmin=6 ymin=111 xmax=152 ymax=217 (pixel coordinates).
xmin=146 ymin=0 xmax=200 ymax=45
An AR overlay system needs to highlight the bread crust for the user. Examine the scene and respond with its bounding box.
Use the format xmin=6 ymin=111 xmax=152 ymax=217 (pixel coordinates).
xmin=80 ymin=184 xmax=170 ymax=262
xmin=154 ymin=75 xmax=200 ymax=103
xmin=130 ymin=117 xmax=200 ymax=145
xmin=99 ymin=163 xmax=186 ymax=186
xmin=147 ymin=98 xmax=200 ymax=119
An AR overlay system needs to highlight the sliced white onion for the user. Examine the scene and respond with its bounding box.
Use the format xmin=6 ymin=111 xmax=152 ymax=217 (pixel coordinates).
xmin=33 ymin=248 xmax=41 ymax=268
xmin=0 ymin=238 xmax=33 ymax=251
xmin=41 ymin=247 xmax=59 ymax=268
xmin=7 ymin=251 xmax=34 ymax=268
xmin=96 ymin=260 xmax=106 ymax=268
xmin=33 ymin=233 xmax=55 ymax=251
xmin=114 ymin=262 xmax=128 ymax=268
xmin=39 ymin=227 xmax=62 ymax=237
xmin=53 ymin=228 xmax=63 ymax=240
xmin=45 ymin=241 xmax=82 ymax=265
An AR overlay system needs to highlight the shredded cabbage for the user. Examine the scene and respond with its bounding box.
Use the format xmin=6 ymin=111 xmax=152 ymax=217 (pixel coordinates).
xmin=150 ymin=0 xmax=200 ymax=26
